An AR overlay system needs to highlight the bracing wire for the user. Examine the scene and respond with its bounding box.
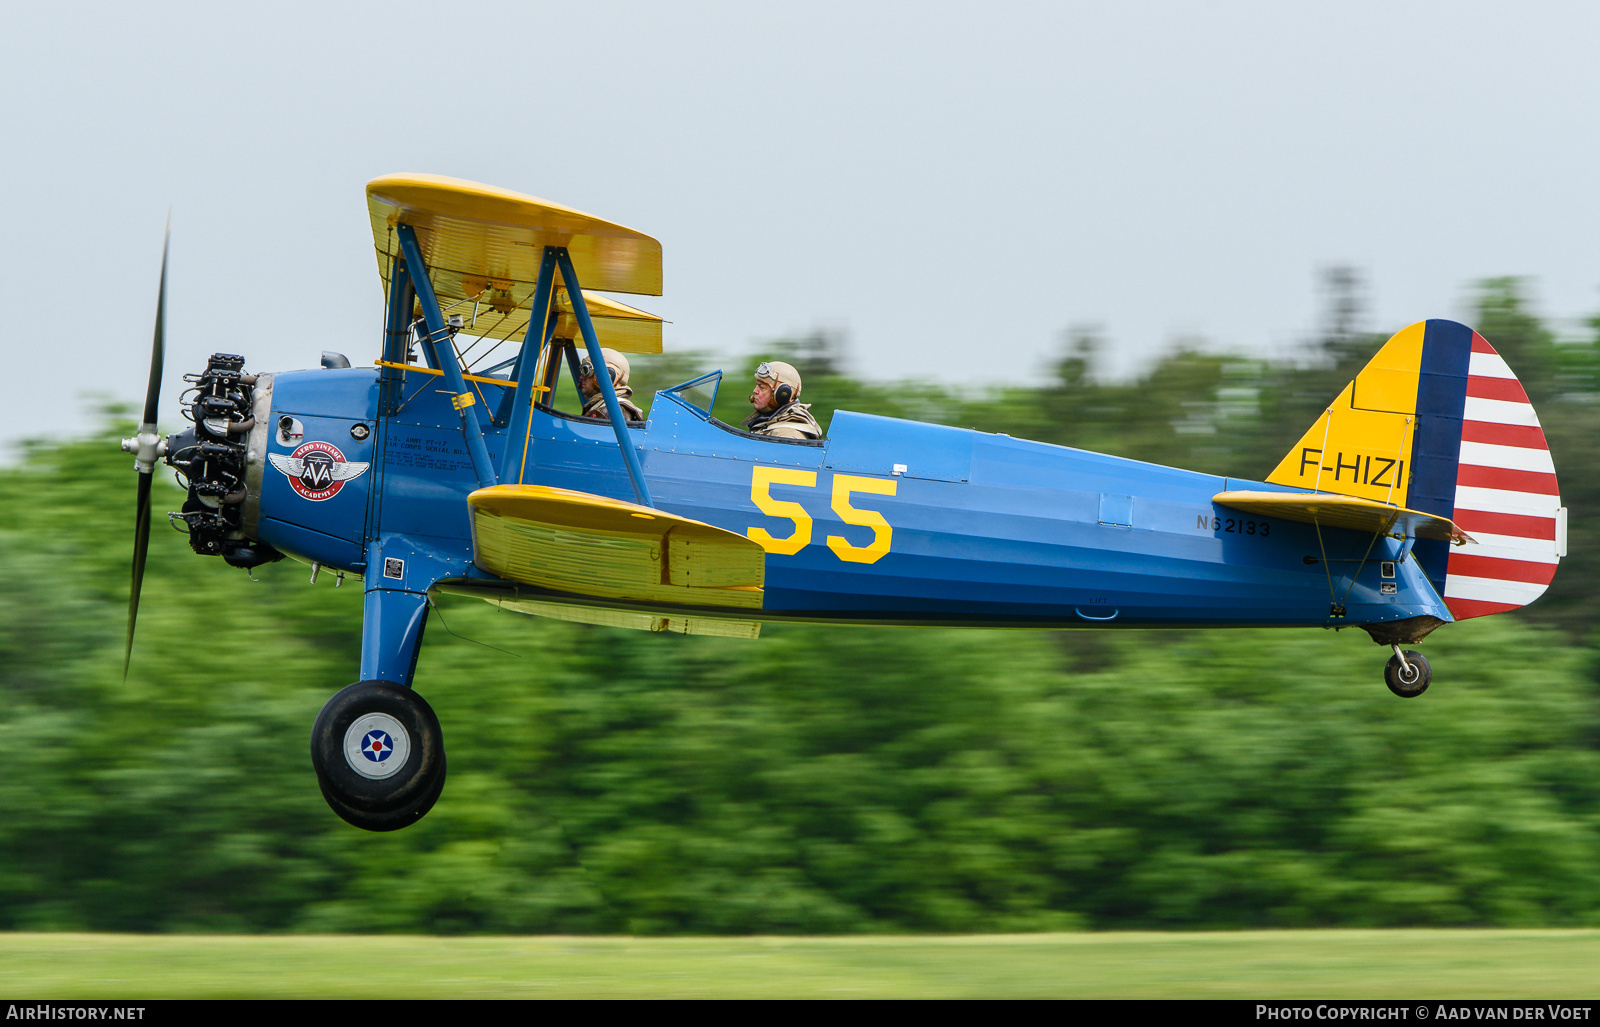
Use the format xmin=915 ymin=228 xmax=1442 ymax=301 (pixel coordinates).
xmin=427 ymin=595 xmax=530 ymax=659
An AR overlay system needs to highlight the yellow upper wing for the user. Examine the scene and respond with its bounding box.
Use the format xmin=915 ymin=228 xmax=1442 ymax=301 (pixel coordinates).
xmin=367 ymin=174 xmax=663 ymax=345
xmin=550 ymin=290 xmax=662 ymax=354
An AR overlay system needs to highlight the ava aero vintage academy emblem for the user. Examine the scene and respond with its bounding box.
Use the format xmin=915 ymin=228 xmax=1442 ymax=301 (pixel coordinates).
xmin=268 ymin=441 xmax=371 ymax=501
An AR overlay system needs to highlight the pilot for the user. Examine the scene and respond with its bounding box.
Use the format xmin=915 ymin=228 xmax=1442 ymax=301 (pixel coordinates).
xmin=578 ymin=347 xmax=645 ymax=422
xmin=745 ymin=360 xmax=822 ymax=440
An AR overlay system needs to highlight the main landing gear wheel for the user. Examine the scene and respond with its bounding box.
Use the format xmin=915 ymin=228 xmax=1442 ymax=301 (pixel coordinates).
xmin=1384 ymin=649 xmax=1431 ymax=698
xmin=311 ymin=680 xmax=446 ymax=831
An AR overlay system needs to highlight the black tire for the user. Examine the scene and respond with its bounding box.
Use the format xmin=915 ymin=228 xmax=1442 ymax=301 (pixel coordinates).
xmin=1384 ymin=650 xmax=1431 ymax=698
xmin=311 ymin=680 xmax=445 ymax=816
xmin=317 ymin=754 xmax=446 ymax=832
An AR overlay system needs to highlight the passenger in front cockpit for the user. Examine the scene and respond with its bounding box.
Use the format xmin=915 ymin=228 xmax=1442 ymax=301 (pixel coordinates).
xmin=578 ymin=348 xmax=645 ymax=422
xmin=745 ymin=360 xmax=822 ymax=440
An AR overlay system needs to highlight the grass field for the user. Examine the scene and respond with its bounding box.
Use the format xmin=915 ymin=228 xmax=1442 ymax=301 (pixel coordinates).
xmin=1 ymin=930 xmax=1597 ymax=998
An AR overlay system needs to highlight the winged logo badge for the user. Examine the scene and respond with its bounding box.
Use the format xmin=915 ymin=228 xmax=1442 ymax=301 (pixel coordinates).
xmin=269 ymin=440 xmax=370 ymax=501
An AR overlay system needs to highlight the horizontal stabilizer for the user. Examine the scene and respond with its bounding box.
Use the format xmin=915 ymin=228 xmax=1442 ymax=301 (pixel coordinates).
xmin=468 ymin=485 xmax=764 ymax=610
xmin=1213 ymin=490 xmax=1472 ymax=544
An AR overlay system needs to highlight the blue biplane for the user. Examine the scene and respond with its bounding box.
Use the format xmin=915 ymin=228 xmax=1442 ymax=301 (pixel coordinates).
xmin=121 ymin=175 xmax=1567 ymax=830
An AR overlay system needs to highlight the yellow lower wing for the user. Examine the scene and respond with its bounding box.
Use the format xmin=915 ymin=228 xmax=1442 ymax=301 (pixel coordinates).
xmin=1213 ymin=491 xmax=1472 ymax=544
xmin=486 ymin=596 xmax=760 ymax=638
xmin=468 ymin=485 xmax=764 ymax=610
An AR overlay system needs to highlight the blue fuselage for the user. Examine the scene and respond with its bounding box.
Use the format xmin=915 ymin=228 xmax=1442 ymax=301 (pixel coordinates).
xmin=252 ymin=367 xmax=1450 ymax=631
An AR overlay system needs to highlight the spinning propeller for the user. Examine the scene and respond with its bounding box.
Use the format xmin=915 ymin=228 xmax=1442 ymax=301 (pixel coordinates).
xmin=120 ymin=224 xmax=171 ymax=678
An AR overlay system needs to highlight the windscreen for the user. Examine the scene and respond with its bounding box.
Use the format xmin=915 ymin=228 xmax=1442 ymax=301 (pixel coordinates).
xmin=668 ymin=371 xmax=721 ymax=416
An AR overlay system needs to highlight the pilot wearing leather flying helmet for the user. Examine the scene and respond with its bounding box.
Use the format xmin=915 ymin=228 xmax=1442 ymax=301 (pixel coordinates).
xmin=578 ymin=347 xmax=645 ymax=422
xmin=745 ymin=360 xmax=822 ymax=440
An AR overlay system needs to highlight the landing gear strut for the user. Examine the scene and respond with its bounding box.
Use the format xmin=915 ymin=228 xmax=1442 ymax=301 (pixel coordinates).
xmin=1384 ymin=646 xmax=1431 ymax=698
xmin=311 ymin=680 xmax=446 ymax=831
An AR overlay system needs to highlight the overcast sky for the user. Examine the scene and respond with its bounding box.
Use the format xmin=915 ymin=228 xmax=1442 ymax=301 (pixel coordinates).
xmin=3 ymin=1 xmax=1597 ymax=449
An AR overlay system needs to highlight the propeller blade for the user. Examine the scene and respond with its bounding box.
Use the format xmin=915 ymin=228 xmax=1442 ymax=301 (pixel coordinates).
xmin=142 ymin=223 xmax=168 ymax=430
xmin=125 ymin=470 xmax=152 ymax=678
xmin=125 ymin=224 xmax=168 ymax=679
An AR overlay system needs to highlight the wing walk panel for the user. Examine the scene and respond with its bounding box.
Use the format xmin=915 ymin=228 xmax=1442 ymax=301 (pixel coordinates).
xmin=468 ymin=485 xmax=764 ymax=610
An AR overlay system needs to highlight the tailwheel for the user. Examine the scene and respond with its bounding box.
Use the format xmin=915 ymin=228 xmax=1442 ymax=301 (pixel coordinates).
xmin=311 ymin=680 xmax=446 ymax=831
xmin=1384 ymin=647 xmax=1431 ymax=698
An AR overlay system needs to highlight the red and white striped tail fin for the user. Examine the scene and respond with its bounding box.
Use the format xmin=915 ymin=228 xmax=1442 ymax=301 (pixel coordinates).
xmin=1444 ymin=333 xmax=1566 ymax=619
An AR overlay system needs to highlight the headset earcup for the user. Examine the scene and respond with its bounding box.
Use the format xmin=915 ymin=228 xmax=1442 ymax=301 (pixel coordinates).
xmin=774 ymin=383 xmax=793 ymax=406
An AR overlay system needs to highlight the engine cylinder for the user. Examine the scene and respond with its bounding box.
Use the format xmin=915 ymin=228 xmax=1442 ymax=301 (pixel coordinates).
xmin=165 ymin=353 xmax=283 ymax=569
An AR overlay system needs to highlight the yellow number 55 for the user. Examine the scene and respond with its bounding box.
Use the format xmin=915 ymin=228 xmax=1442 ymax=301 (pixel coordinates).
xmin=748 ymin=467 xmax=898 ymax=564
xmin=748 ymin=467 xmax=817 ymax=555
xmin=827 ymin=475 xmax=897 ymax=564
